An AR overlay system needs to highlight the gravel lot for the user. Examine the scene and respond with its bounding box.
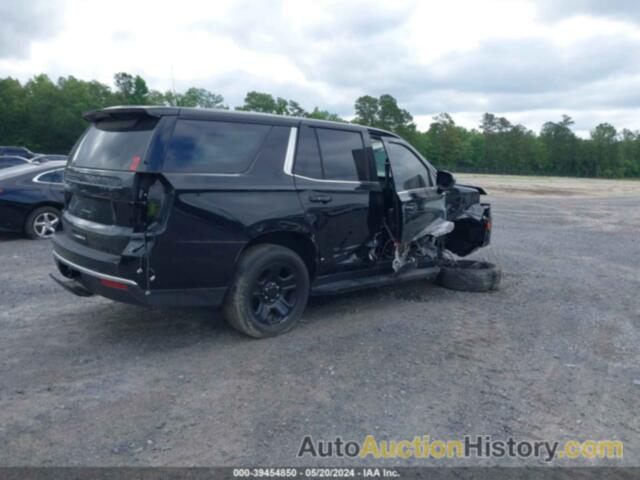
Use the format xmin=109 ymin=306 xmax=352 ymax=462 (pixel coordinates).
xmin=0 ymin=177 xmax=639 ymax=467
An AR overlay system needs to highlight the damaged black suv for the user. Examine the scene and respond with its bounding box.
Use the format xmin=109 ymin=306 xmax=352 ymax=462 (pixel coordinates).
xmin=51 ymin=107 xmax=491 ymax=337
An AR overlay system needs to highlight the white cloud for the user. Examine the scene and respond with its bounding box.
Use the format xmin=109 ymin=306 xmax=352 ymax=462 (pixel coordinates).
xmin=1 ymin=0 xmax=640 ymax=134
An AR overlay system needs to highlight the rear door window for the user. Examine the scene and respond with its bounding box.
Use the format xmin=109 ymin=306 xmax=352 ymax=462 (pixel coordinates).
xmin=293 ymin=125 xmax=323 ymax=179
xmin=163 ymin=120 xmax=271 ymax=174
xmin=36 ymin=169 xmax=64 ymax=184
xmin=70 ymin=117 xmax=157 ymax=171
xmin=315 ymin=128 xmax=369 ymax=182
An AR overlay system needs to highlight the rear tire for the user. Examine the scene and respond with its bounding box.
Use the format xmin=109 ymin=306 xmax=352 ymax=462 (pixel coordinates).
xmin=438 ymin=260 xmax=501 ymax=292
xmin=223 ymin=244 xmax=310 ymax=338
xmin=25 ymin=206 xmax=61 ymax=240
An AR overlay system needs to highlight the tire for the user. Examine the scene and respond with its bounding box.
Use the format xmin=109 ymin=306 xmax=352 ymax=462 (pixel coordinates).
xmin=223 ymin=244 xmax=310 ymax=338
xmin=25 ymin=206 xmax=61 ymax=240
xmin=438 ymin=260 xmax=501 ymax=292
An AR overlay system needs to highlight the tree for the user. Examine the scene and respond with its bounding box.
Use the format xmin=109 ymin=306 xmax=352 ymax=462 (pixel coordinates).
xmin=307 ymin=107 xmax=344 ymax=122
xmin=180 ymin=87 xmax=226 ymax=108
xmin=0 ymin=77 xmax=28 ymax=146
xmin=353 ymin=94 xmax=418 ymax=144
xmin=377 ymin=95 xmax=413 ymax=131
xmin=480 ymin=113 xmax=512 ymax=171
xmin=590 ymin=123 xmax=620 ymax=177
xmin=354 ymin=95 xmax=379 ymax=126
xmin=619 ymin=129 xmax=640 ymax=177
xmin=237 ymin=91 xmax=279 ymax=113
xmin=425 ymin=113 xmax=462 ymax=169
xmin=540 ymin=115 xmax=579 ymax=175
xmin=1 ymin=72 xmax=639 ymax=178
xmin=287 ymin=100 xmax=307 ymax=117
xmin=147 ymin=90 xmax=168 ymax=106
xmin=274 ymin=97 xmax=289 ymax=115
xmin=114 ymin=72 xmax=149 ymax=104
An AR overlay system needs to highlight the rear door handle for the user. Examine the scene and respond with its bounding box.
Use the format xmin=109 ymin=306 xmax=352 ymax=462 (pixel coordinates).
xmin=309 ymin=195 xmax=333 ymax=204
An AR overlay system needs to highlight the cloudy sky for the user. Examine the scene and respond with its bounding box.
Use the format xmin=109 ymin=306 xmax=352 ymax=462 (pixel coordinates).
xmin=2 ymin=0 xmax=640 ymax=136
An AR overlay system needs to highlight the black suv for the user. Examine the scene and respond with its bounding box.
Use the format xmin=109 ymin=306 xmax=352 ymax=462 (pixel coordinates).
xmin=52 ymin=106 xmax=491 ymax=337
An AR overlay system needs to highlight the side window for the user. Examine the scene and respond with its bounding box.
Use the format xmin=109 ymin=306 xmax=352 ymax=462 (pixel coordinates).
xmin=37 ymin=170 xmax=64 ymax=184
xmin=0 ymin=157 xmax=22 ymax=167
xmin=371 ymin=138 xmax=388 ymax=178
xmin=164 ymin=120 xmax=271 ymax=173
xmin=316 ymin=128 xmax=369 ymax=182
xmin=387 ymin=142 xmax=431 ymax=191
xmin=293 ymin=125 xmax=323 ymax=179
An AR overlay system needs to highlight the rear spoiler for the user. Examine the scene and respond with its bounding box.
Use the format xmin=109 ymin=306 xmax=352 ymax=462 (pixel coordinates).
xmin=83 ymin=106 xmax=179 ymax=123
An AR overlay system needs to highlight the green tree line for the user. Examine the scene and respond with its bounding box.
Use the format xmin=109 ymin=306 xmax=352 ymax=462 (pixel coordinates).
xmin=1 ymin=73 xmax=639 ymax=178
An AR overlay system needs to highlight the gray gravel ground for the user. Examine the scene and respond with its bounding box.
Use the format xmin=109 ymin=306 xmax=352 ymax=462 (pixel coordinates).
xmin=0 ymin=194 xmax=638 ymax=467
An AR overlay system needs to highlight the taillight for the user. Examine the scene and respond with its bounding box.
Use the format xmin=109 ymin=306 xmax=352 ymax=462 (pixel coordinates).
xmin=129 ymin=155 xmax=142 ymax=171
xmin=136 ymin=175 xmax=167 ymax=229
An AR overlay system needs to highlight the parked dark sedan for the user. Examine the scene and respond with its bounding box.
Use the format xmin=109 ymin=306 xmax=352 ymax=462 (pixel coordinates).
xmin=0 ymin=155 xmax=30 ymax=170
xmin=0 ymin=161 xmax=66 ymax=239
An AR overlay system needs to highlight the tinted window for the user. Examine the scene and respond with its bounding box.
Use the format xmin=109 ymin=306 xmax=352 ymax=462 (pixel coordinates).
xmin=37 ymin=169 xmax=64 ymax=183
xmin=164 ymin=120 xmax=271 ymax=174
xmin=293 ymin=125 xmax=322 ymax=179
xmin=1 ymin=148 xmax=29 ymax=157
xmin=371 ymin=138 xmax=388 ymax=177
xmin=316 ymin=128 xmax=368 ymax=181
xmin=0 ymin=157 xmax=24 ymax=167
xmin=71 ymin=119 xmax=156 ymax=170
xmin=387 ymin=142 xmax=431 ymax=191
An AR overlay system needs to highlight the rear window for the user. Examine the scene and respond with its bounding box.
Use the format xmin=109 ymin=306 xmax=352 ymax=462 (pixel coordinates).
xmin=163 ymin=120 xmax=271 ymax=174
xmin=70 ymin=117 xmax=157 ymax=171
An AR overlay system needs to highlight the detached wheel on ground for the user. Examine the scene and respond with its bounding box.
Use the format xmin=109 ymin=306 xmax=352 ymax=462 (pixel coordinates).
xmin=438 ymin=260 xmax=502 ymax=292
xmin=25 ymin=206 xmax=61 ymax=240
xmin=223 ymin=244 xmax=310 ymax=338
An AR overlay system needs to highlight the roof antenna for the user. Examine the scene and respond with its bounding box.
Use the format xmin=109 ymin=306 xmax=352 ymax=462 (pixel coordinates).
xmin=171 ymin=65 xmax=178 ymax=107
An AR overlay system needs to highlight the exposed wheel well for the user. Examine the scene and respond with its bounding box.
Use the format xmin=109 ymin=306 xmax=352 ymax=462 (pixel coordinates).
xmin=241 ymin=232 xmax=317 ymax=279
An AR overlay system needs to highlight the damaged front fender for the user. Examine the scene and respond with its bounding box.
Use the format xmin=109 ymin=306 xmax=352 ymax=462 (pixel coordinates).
xmin=445 ymin=202 xmax=492 ymax=257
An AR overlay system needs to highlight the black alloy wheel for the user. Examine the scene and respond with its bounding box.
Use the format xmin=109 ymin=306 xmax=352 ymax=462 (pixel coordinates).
xmin=251 ymin=262 xmax=300 ymax=325
xmin=223 ymin=244 xmax=310 ymax=338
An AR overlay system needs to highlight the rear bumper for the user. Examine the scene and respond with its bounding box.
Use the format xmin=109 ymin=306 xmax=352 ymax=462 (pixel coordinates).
xmin=51 ymin=238 xmax=227 ymax=307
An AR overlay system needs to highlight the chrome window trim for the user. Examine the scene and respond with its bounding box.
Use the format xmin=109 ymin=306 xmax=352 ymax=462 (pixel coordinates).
xmin=33 ymin=168 xmax=65 ymax=185
xmin=53 ymin=251 xmax=138 ymax=287
xmin=283 ymin=126 xmax=297 ymax=175
xmin=396 ymin=186 xmax=438 ymax=195
xmin=292 ymin=173 xmax=365 ymax=185
xmin=163 ymin=172 xmax=243 ymax=177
